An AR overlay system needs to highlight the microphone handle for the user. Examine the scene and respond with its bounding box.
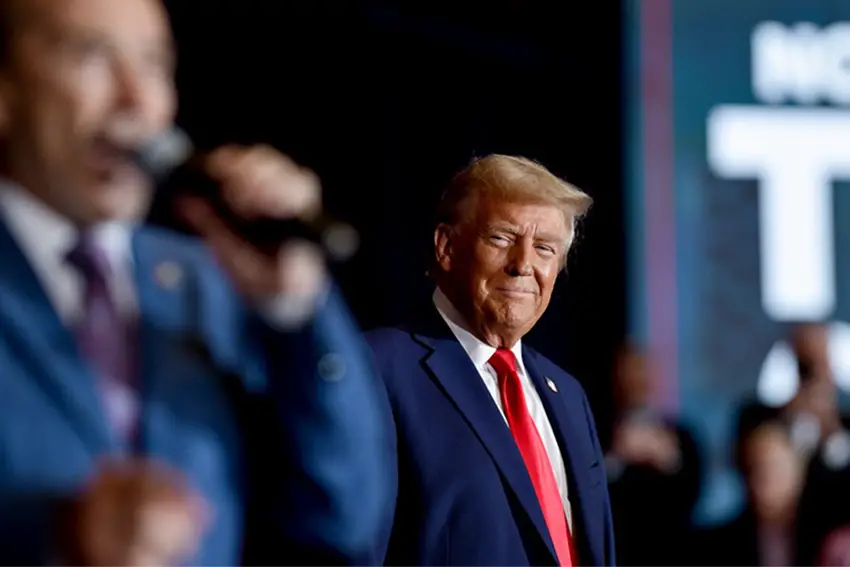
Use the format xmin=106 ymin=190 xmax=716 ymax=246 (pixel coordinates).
xmin=163 ymin=160 xmax=358 ymax=261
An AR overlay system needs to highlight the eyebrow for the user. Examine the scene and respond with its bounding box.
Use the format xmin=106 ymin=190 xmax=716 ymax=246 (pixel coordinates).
xmin=485 ymin=223 xmax=564 ymax=244
xmin=45 ymin=18 xmax=176 ymax=59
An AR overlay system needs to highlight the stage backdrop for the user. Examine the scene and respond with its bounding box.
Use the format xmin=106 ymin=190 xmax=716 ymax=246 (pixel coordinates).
xmin=626 ymin=0 xmax=850 ymax=523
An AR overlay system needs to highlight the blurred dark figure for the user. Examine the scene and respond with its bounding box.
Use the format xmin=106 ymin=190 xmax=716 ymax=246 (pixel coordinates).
xmin=783 ymin=323 xmax=849 ymax=463
xmin=700 ymin=404 xmax=804 ymax=566
xmin=605 ymin=343 xmax=702 ymax=565
xmin=783 ymin=323 xmax=850 ymax=565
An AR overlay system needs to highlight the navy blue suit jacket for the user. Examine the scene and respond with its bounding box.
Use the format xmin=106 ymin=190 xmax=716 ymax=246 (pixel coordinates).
xmin=0 ymin=221 xmax=390 ymax=565
xmin=366 ymin=308 xmax=615 ymax=566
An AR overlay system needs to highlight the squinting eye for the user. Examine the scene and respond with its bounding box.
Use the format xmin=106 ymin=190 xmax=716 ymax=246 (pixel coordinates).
xmin=536 ymin=245 xmax=556 ymax=255
xmin=73 ymin=39 xmax=109 ymax=62
xmin=489 ymin=235 xmax=510 ymax=245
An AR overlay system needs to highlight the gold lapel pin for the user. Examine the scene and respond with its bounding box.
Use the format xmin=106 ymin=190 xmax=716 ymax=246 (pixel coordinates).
xmin=545 ymin=377 xmax=558 ymax=393
xmin=155 ymin=261 xmax=183 ymax=290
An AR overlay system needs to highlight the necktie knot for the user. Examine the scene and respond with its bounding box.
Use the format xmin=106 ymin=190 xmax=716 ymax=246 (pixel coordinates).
xmin=66 ymin=233 xmax=112 ymax=283
xmin=489 ymin=347 xmax=518 ymax=376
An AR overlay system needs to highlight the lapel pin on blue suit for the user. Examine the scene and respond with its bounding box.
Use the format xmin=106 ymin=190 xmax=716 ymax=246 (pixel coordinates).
xmin=545 ymin=377 xmax=558 ymax=393
xmin=155 ymin=261 xmax=183 ymax=290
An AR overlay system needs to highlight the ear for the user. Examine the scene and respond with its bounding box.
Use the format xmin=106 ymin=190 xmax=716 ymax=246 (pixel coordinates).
xmin=434 ymin=223 xmax=455 ymax=272
xmin=0 ymin=77 xmax=13 ymax=134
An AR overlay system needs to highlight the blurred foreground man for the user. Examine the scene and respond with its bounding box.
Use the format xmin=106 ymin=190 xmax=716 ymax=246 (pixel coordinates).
xmin=0 ymin=0 xmax=388 ymax=564
xmin=367 ymin=155 xmax=615 ymax=565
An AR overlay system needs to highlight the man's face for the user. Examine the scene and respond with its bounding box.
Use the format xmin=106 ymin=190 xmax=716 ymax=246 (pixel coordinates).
xmin=0 ymin=0 xmax=176 ymax=226
xmin=436 ymin=195 xmax=570 ymax=346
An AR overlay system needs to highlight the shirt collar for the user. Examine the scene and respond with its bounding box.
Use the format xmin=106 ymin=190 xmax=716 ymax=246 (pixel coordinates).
xmin=433 ymin=287 xmax=525 ymax=375
xmin=0 ymin=180 xmax=133 ymax=273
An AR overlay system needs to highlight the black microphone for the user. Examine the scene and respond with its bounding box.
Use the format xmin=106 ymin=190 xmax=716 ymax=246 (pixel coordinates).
xmin=135 ymin=127 xmax=359 ymax=261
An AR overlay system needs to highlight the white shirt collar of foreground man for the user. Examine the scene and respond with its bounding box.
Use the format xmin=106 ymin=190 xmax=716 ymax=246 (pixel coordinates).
xmin=0 ymin=179 xmax=136 ymax=325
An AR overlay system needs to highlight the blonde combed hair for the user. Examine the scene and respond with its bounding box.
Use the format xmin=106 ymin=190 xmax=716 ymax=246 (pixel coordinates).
xmin=437 ymin=154 xmax=593 ymax=255
xmin=436 ymin=154 xmax=592 ymax=246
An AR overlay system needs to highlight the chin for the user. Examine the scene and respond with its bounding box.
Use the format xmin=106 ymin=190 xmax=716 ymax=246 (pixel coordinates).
xmin=81 ymin=197 xmax=147 ymax=225
xmin=98 ymin=183 xmax=151 ymax=221
xmin=491 ymin=303 xmax=536 ymax=329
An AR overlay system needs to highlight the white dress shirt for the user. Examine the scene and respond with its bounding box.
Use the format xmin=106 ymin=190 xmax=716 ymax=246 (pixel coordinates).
xmin=0 ymin=181 xmax=322 ymax=330
xmin=434 ymin=288 xmax=572 ymax=528
xmin=0 ymin=183 xmax=137 ymax=326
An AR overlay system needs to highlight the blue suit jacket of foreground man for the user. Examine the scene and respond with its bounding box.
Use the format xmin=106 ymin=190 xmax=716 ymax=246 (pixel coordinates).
xmin=0 ymin=218 xmax=391 ymax=565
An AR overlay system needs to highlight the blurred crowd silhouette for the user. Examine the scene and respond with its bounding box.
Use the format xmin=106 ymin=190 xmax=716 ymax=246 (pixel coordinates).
xmin=606 ymin=323 xmax=850 ymax=566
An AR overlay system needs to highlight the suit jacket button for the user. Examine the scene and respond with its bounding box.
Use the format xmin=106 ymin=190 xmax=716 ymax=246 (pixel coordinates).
xmin=155 ymin=261 xmax=183 ymax=290
xmin=318 ymin=353 xmax=345 ymax=382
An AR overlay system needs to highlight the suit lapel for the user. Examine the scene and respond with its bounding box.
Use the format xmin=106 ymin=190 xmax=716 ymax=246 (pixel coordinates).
xmin=411 ymin=311 xmax=558 ymax=563
xmin=523 ymin=347 xmax=602 ymax=565
xmin=0 ymin=220 xmax=115 ymax=453
xmin=131 ymin=229 xmax=200 ymax=458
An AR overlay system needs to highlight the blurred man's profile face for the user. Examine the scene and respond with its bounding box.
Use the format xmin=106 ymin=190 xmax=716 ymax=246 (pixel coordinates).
xmin=436 ymin=195 xmax=569 ymax=346
xmin=743 ymin=425 xmax=803 ymax=524
xmin=0 ymin=0 xmax=176 ymax=226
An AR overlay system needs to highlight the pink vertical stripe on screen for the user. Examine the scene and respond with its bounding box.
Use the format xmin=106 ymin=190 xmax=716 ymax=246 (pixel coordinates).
xmin=640 ymin=0 xmax=678 ymax=413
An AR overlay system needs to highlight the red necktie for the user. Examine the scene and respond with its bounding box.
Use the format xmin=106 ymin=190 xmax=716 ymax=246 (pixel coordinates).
xmin=489 ymin=348 xmax=575 ymax=566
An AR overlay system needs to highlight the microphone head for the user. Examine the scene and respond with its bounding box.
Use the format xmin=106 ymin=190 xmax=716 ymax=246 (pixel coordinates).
xmin=134 ymin=127 xmax=194 ymax=180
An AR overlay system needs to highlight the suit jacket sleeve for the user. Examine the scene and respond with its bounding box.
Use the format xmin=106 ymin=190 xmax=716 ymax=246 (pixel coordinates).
xmin=581 ymin=390 xmax=617 ymax=566
xmin=249 ymin=285 xmax=392 ymax=564
xmin=361 ymin=336 xmax=399 ymax=565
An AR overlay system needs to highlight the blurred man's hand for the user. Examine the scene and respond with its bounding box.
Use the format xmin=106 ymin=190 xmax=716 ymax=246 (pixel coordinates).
xmin=59 ymin=460 xmax=209 ymax=566
xmin=612 ymin=421 xmax=681 ymax=473
xmin=179 ymin=145 xmax=326 ymax=304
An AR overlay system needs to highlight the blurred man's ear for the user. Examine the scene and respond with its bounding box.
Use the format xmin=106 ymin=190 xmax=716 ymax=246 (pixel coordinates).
xmin=434 ymin=223 xmax=455 ymax=273
xmin=0 ymin=66 xmax=17 ymax=135
xmin=0 ymin=79 xmax=10 ymax=134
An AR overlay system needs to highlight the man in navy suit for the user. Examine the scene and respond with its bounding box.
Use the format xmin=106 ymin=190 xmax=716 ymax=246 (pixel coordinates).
xmin=367 ymin=155 xmax=615 ymax=566
xmin=0 ymin=0 xmax=389 ymax=564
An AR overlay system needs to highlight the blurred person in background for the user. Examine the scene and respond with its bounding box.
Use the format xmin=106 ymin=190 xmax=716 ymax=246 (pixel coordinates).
xmin=604 ymin=342 xmax=702 ymax=566
xmin=818 ymin=524 xmax=850 ymax=566
xmin=365 ymin=155 xmax=615 ymax=566
xmin=0 ymin=0 xmax=389 ymax=564
xmin=783 ymin=323 xmax=850 ymax=465
xmin=699 ymin=403 xmax=804 ymax=566
xmin=782 ymin=322 xmax=850 ymax=564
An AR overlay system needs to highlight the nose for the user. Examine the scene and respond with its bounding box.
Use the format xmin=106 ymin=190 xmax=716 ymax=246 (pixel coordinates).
xmin=114 ymin=60 xmax=146 ymax=112
xmin=506 ymin=238 xmax=534 ymax=277
xmin=117 ymin=64 xmax=144 ymax=111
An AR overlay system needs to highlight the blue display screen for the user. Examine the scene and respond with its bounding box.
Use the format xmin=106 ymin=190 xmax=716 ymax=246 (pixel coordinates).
xmin=625 ymin=0 xmax=850 ymax=523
